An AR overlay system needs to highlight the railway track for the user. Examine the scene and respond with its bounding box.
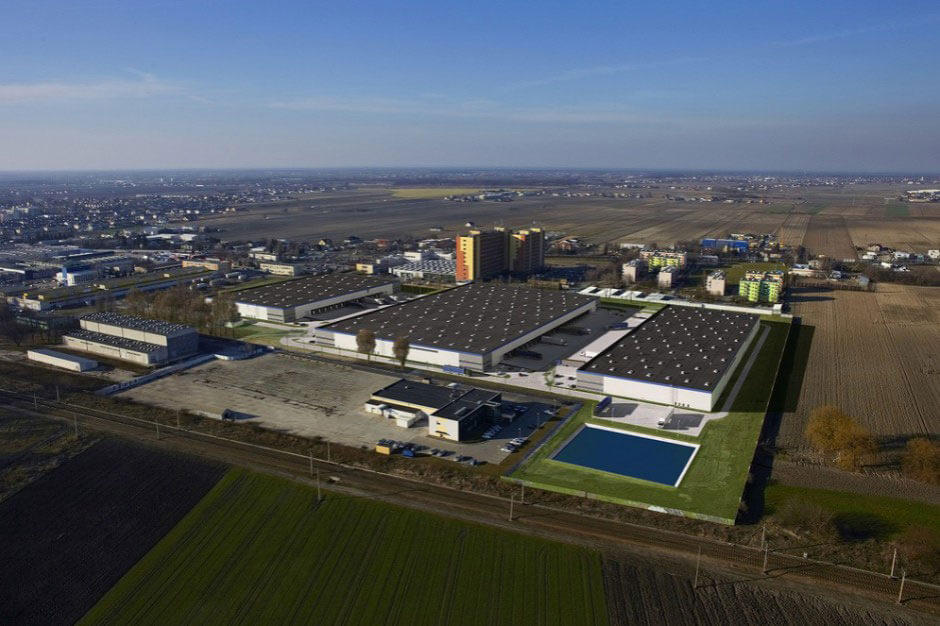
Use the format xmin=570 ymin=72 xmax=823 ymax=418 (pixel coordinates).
xmin=2 ymin=389 xmax=938 ymax=618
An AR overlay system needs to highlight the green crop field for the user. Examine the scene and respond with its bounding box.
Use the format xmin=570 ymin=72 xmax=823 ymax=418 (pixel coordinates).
xmin=510 ymin=320 xmax=791 ymax=524
xmin=82 ymin=470 xmax=608 ymax=626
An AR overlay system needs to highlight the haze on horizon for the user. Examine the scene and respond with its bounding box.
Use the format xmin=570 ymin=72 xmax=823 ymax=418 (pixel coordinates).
xmin=2 ymin=0 xmax=938 ymax=174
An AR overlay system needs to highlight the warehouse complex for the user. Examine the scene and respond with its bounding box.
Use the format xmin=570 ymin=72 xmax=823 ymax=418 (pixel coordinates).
xmin=365 ymin=379 xmax=502 ymax=441
xmin=234 ymin=273 xmax=398 ymax=322
xmin=316 ymin=283 xmax=597 ymax=372
xmin=576 ymin=306 xmax=760 ymax=411
xmin=62 ymin=312 xmax=199 ymax=366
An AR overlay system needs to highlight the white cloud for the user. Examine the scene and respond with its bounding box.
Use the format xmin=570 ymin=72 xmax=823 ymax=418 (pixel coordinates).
xmin=0 ymin=73 xmax=177 ymax=104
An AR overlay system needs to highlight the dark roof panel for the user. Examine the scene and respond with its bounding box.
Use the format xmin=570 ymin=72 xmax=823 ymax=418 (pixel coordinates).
xmin=234 ymin=274 xmax=397 ymax=309
xmin=579 ymin=306 xmax=760 ymax=391
xmin=325 ymin=283 xmax=596 ymax=355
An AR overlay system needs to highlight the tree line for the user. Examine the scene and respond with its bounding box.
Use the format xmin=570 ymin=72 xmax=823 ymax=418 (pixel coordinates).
xmin=806 ymin=405 xmax=939 ymax=484
xmin=123 ymin=286 xmax=240 ymax=336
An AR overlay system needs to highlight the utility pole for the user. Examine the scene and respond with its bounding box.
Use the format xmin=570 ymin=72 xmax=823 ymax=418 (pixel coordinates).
xmin=521 ymin=483 xmax=525 ymax=505
xmin=155 ymin=418 xmax=160 ymax=440
xmin=316 ymin=468 xmax=321 ymax=502
xmin=762 ymin=544 xmax=769 ymax=575
xmin=33 ymin=393 xmax=37 ymax=409
xmin=761 ymin=524 xmax=766 ymax=549
xmin=177 ymin=409 xmax=181 ymax=431
xmin=509 ymin=493 xmax=514 ymax=521
xmin=56 ymin=385 xmax=60 ymax=402
xmin=890 ymin=547 xmax=898 ymax=579
xmin=327 ymin=442 xmax=331 ymax=463
xmin=73 ymin=412 xmax=78 ymax=438
xmin=309 ymin=451 xmax=313 ymax=476
xmin=897 ymin=570 xmax=906 ymax=604
xmin=693 ymin=547 xmax=702 ymax=589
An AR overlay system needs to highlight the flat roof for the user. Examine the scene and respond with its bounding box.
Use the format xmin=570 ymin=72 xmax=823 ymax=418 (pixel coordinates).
xmin=372 ymin=379 xmax=468 ymax=410
xmin=325 ymin=283 xmax=596 ymax=355
xmin=372 ymin=379 xmax=500 ymax=422
xmin=65 ymin=329 xmax=163 ymax=354
xmin=579 ymin=306 xmax=759 ymax=391
xmin=234 ymin=273 xmax=397 ymax=309
xmin=82 ymin=312 xmax=194 ymax=336
xmin=27 ymin=348 xmax=98 ymax=367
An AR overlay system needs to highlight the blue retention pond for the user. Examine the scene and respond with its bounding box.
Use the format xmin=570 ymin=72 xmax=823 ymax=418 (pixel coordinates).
xmin=551 ymin=425 xmax=698 ymax=487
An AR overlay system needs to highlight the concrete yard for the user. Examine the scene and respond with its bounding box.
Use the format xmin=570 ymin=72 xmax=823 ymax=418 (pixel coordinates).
xmin=117 ymin=352 xmax=533 ymax=463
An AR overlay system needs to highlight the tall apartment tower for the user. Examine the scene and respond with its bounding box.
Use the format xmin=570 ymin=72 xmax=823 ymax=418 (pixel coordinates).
xmin=456 ymin=227 xmax=545 ymax=281
xmin=508 ymin=227 xmax=545 ymax=274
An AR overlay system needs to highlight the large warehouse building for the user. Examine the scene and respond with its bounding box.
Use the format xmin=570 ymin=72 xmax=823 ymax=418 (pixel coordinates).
xmin=234 ymin=274 xmax=398 ymax=322
xmin=315 ymin=283 xmax=597 ymax=372
xmin=576 ymin=306 xmax=760 ymax=411
xmin=62 ymin=312 xmax=199 ymax=366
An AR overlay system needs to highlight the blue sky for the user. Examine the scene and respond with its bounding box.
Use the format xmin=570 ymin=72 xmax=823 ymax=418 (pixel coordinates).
xmin=1 ymin=0 xmax=938 ymax=172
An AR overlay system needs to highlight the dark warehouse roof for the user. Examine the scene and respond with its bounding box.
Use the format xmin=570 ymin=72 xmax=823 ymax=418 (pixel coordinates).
xmin=324 ymin=283 xmax=596 ymax=355
xmin=234 ymin=273 xmax=397 ymax=309
xmin=579 ymin=306 xmax=760 ymax=391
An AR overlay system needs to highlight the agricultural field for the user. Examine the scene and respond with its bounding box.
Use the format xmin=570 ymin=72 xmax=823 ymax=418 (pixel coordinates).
xmin=510 ymin=321 xmax=791 ymax=524
xmin=779 ymin=284 xmax=940 ymax=452
xmin=0 ymin=438 xmax=225 ymax=625
xmin=193 ymin=184 xmax=940 ymax=255
xmin=802 ymin=215 xmax=858 ymax=260
xmin=602 ymin=558 xmax=917 ymax=626
xmin=82 ymin=469 xmax=608 ymax=626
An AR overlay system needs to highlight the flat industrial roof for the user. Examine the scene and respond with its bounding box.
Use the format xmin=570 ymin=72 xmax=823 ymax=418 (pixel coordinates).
xmin=82 ymin=312 xmax=194 ymax=336
xmin=66 ymin=329 xmax=163 ymax=354
xmin=372 ymin=379 xmax=500 ymax=422
xmin=234 ymin=274 xmax=397 ymax=309
xmin=324 ymin=283 xmax=596 ymax=355
xmin=579 ymin=306 xmax=759 ymax=391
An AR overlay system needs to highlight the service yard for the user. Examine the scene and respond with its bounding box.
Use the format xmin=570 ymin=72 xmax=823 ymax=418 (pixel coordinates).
xmin=117 ymin=353 xmax=540 ymax=464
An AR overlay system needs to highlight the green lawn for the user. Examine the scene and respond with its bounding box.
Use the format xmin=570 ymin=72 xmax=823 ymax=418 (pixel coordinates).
xmin=885 ymin=204 xmax=909 ymax=218
xmin=765 ymin=484 xmax=940 ymax=539
xmin=510 ymin=320 xmax=791 ymax=524
xmin=232 ymin=323 xmax=304 ymax=346
xmin=82 ymin=470 xmax=608 ymax=626
xmin=724 ymin=262 xmax=788 ymax=286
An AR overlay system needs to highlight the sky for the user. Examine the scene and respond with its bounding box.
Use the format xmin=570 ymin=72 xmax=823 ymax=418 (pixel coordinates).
xmin=1 ymin=0 xmax=938 ymax=172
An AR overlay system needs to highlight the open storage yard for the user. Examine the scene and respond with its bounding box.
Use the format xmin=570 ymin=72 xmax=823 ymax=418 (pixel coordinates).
xmin=780 ymin=284 xmax=940 ymax=451
xmin=0 ymin=439 xmax=224 ymax=625
xmin=83 ymin=469 xmax=608 ymax=626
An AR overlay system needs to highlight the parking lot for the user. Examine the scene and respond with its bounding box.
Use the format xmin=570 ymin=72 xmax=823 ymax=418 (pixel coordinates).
xmin=118 ymin=352 xmax=552 ymax=464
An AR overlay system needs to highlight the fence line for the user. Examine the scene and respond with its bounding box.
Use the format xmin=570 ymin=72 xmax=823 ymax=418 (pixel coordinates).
xmin=3 ymin=386 xmax=939 ymax=605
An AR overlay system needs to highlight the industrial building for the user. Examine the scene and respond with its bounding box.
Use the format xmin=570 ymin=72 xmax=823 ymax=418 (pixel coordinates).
xmin=456 ymin=227 xmax=545 ymax=281
xmin=62 ymin=312 xmax=199 ymax=366
xmin=706 ymin=270 xmax=726 ymax=296
xmin=738 ymin=270 xmax=784 ymax=303
xmin=576 ymin=306 xmax=760 ymax=411
xmin=365 ymin=379 xmax=501 ymax=441
xmin=234 ymin=274 xmax=398 ymax=322
xmin=316 ymin=283 xmax=597 ymax=372
xmin=27 ymin=348 xmax=98 ymax=372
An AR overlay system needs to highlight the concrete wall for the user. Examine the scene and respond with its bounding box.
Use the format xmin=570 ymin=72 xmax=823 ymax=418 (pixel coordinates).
xmin=428 ymin=415 xmax=460 ymax=441
xmin=63 ymin=335 xmax=163 ymax=366
xmin=27 ymin=348 xmax=97 ymax=372
xmin=326 ymin=331 xmax=465 ymax=367
xmin=78 ymin=319 xmax=198 ymax=360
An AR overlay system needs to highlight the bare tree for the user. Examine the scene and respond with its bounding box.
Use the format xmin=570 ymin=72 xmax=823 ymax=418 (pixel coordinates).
xmin=392 ymin=336 xmax=410 ymax=369
xmin=356 ymin=328 xmax=376 ymax=361
xmin=806 ymin=405 xmax=878 ymax=471
xmin=901 ymin=438 xmax=940 ymax=485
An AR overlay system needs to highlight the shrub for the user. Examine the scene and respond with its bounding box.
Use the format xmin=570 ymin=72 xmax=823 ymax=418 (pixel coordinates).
xmin=901 ymin=438 xmax=940 ymax=485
